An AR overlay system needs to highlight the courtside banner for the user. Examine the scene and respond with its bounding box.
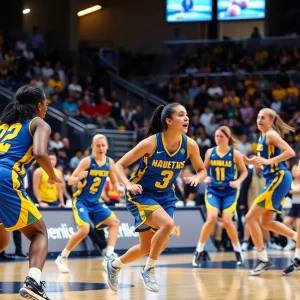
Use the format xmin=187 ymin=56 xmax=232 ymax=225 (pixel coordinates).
xmin=6 ymin=208 xmax=211 ymax=254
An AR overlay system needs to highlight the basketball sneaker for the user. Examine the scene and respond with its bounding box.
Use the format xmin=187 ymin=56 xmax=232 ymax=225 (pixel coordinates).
xmin=101 ymin=252 xmax=119 ymax=268
xmin=235 ymin=250 xmax=244 ymax=266
xmin=19 ymin=276 xmax=50 ymax=300
xmin=282 ymin=257 xmax=300 ymax=275
xmin=192 ymin=250 xmax=211 ymax=267
xmin=55 ymin=255 xmax=69 ymax=273
xmin=103 ymin=259 xmax=120 ymax=292
xmin=140 ymin=267 xmax=159 ymax=292
xmin=249 ymin=258 xmax=274 ymax=276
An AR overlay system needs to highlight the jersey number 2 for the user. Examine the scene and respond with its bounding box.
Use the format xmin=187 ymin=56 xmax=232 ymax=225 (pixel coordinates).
xmin=0 ymin=123 xmax=22 ymax=153
xmin=90 ymin=177 xmax=101 ymax=194
xmin=215 ymin=167 xmax=225 ymax=181
xmin=155 ymin=170 xmax=174 ymax=189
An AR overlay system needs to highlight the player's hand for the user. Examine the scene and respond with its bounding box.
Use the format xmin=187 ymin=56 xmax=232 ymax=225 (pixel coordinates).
xmin=39 ymin=202 xmax=49 ymax=208
xmin=126 ymin=183 xmax=143 ymax=195
xmin=49 ymin=175 xmax=62 ymax=184
xmin=254 ymin=157 xmax=270 ymax=167
xmin=184 ymin=176 xmax=199 ymax=187
xmin=229 ymin=180 xmax=240 ymax=189
xmin=79 ymin=171 xmax=88 ymax=181
xmin=204 ymin=176 xmax=212 ymax=184
xmin=242 ymin=155 xmax=257 ymax=165
xmin=59 ymin=204 xmax=65 ymax=208
xmin=114 ymin=183 xmax=124 ymax=195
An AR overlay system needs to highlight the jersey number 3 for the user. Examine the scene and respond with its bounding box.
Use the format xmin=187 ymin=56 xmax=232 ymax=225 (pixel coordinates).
xmin=155 ymin=170 xmax=174 ymax=189
xmin=0 ymin=123 xmax=22 ymax=153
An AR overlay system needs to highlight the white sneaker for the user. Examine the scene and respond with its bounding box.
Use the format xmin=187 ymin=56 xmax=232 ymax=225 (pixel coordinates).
xmin=55 ymin=255 xmax=70 ymax=273
xmin=101 ymin=252 xmax=119 ymax=268
xmin=266 ymin=242 xmax=282 ymax=250
xmin=241 ymin=242 xmax=250 ymax=251
xmin=283 ymin=240 xmax=296 ymax=251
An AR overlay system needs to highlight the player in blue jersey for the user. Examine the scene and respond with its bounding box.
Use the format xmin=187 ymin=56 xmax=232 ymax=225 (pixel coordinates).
xmin=104 ymin=103 xmax=207 ymax=293
xmin=55 ymin=134 xmax=120 ymax=273
xmin=192 ymin=126 xmax=248 ymax=268
xmin=0 ymin=85 xmax=61 ymax=300
xmin=243 ymin=108 xmax=297 ymax=275
xmin=283 ymin=159 xmax=300 ymax=275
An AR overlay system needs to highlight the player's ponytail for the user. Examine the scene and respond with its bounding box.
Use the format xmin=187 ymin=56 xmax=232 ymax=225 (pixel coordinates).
xmin=146 ymin=103 xmax=181 ymax=137
xmin=0 ymin=85 xmax=45 ymax=124
xmin=260 ymin=108 xmax=295 ymax=137
xmin=218 ymin=126 xmax=239 ymax=148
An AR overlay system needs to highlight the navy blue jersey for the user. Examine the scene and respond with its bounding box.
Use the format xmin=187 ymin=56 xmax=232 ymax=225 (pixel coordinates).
xmin=73 ymin=155 xmax=110 ymax=203
xmin=257 ymin=128 xmax=288 ymax=178
xmin=208 ymin=147 xmax=237 ymax=188
xmin=0 ymin=117 xmax=37 ymax=178
xmin=130 ymin=132 xmax=189 ymax=192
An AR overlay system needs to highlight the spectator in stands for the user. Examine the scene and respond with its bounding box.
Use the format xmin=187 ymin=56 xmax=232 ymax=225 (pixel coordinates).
xmin=206 ymin=116 xmax=219 ymax=136
xmin=57 ymin=148 xmax=70 ymax=170
xmin=33 ymin=152 xmax=64 ymax=207
xmin=188 ymin=79 xmax=201 ymax=99
xmin=62 ymin=137 xmax=72 ymax=157
xmin=70 ymin=150 xmax=83 ymax=170
xmin=286 ymin=80 xmax=299 ymax=98
xmin=48 ymin=94 xmax=63 ymax=112
xmin=110 ymin=91 xmax=124 ymax=126
xmin=121 ymin=100 xmax=135 ymax=129
xmin=250 ymin=27 xmax=262 ymax=39
xmin=22 ymin=46 xmax=34 ymax=61
xmin=79 ymin=95 xmax=97 ymax=124
xmin=62 ymin=95 xmax=80 ymax=118
xmin=42 ymin=61 xmax=54 ymax=79
xmin=49 ymin=132 xmax=64 ymax=150
xmin=185 ymin=62 xmax=198 ymax=75
xmin=199 ymin=106 xmax=213 ymax=130
xmin=68 ymin=76 xmax=82 ymax=95
xmin=237 ymin=134 xmax=252 ymax=156
xmin=48 ymin=72 xmax=64 ymax=93
xmin=83 ymin=75 xmax=96 ymax=97
xmin=129 ymin=105 xmax=145 ymax=132
xmin=27 ymin=26 xmax=44 ymax=58
xmin=240 ymin=99 xmax=255 ymax=120
xmin=95 ymin=96 xmax=118 ymax=129
xmin=207 ymin=80 xmax=223 ymax=98
xmin=55 ymin=62 xmax=67 ymax=86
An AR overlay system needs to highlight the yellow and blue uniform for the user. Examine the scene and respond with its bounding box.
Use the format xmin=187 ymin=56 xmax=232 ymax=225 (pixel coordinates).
xmin=73 ymin=155 xmax=115 ymax=229
xmin=0 ymin=117 xmax=42 ymax=231
xmin=127 ymin=132 xmax=188 ymax=232
xmin=254 ymin=129 xmax=292 ymax=212
xmin=205 ymin=147 xmax=239 ymax=213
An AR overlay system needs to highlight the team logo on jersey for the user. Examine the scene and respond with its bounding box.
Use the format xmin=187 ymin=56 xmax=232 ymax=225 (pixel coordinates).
xmin=180 ymin=148 xmax=185 ymax=155
xmin=229 ymin=153 xmax=232 ymax=156
xmin=207 ymin=194 xmax=212 ymax=198
xmin=106 ymin=163 xmax=109 ymax=167
xmin=79 ymin=208 xmax=84 ymax=212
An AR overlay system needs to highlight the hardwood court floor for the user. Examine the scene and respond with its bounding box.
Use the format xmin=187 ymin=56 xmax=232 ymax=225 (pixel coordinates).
xmin=0 ymin=251 xmax=299 ymax=300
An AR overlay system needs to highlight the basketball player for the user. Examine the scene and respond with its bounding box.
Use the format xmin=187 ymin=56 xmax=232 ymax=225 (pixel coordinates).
xmin=192 ymin=126 xmax=248 ymax=267
xmin=0 ymin=85 xmax=61 ymax=300
xmin=283 ymin=159 xmax=300 ymax=275
xmin=104 ymin=103 xmax=207 ymax=292
xmin=243 ymin=108 xmax=297 ymax=275
xmin=33 ymin=152 xmax=64 ymax=207
xmin=55 ymin=134 xmax=120 ymax=273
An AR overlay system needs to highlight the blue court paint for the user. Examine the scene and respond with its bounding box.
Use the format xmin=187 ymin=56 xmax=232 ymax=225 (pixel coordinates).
xmin=0 ymin=282 xmax=134 ymax=294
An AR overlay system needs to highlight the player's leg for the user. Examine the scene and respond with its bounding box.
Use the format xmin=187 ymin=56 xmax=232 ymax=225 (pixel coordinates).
xmin=56 ymin=200 xmax=90 ymax=273
xmin=283 ymin=215 xmax=296 ymax=250
xmin=0 ymin=223 xmax=10 ymax=252
xmin=283 ymin=219 xmax=300 ymax=275
xmin=193 ymin=191 xmax=220 ymax=267
xmin=92 ymin=203 xmax=120 ymax=260
xmin=222 ymin=191 xmax=244 ymax=265
xmin=105 ymin=229 xmax=154 ymax=292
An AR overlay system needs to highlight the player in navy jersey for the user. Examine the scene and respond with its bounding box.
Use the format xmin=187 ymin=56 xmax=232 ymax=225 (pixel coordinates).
xmin=104 ymin=103 xmax=207 ymax=293
xmin=243 ymin=108 xmax=297 ymax=275
xmin=283 ymin=159 xmax=300 ymax=275
xmin=0 ymin=85 xmax=61 ymax=300
xmin=55 ymin=134 xmax=120 ymax=273
xmin=192 ymin=126 xmax=248 ymax=268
